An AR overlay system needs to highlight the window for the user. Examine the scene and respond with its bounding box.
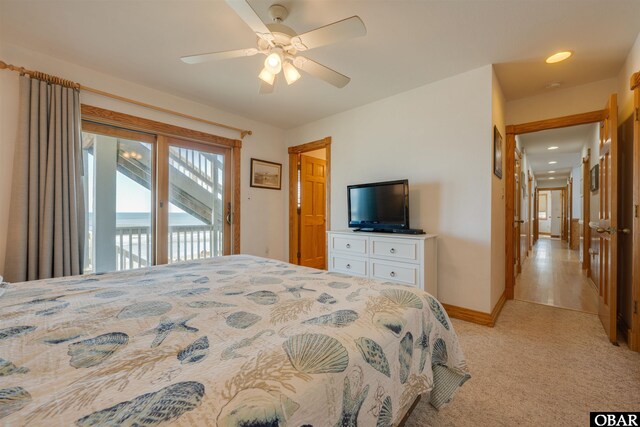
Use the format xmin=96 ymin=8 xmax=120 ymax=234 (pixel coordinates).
xmin=81 ymin=107 xmax=239 ymax=274
xmin=538 ymin=193 xmax=548 ymax=219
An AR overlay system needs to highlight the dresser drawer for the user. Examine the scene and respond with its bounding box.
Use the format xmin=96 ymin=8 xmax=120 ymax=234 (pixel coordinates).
xmin=371 ymin=237 xmax=418 ymax=262
xmin=371 ymin=260 xmax=418 ymax=287
xmin=330 ymin=256 xmax=368 ymax=277
xmin=331 ymin=235 xmax=368 ymax=256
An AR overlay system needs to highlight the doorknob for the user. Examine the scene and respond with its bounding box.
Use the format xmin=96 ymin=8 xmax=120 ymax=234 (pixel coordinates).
xmin=515 ymin=220 xmax=525 ymax=224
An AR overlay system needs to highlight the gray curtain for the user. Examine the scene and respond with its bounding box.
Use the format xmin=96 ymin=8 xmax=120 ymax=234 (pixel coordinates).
xmin=4 ymin=76 xmax=85 ymax=282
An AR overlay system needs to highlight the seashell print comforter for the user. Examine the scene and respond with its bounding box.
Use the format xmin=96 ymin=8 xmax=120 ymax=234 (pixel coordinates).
xmin=0 ymin=255 xmax=469 ymax=426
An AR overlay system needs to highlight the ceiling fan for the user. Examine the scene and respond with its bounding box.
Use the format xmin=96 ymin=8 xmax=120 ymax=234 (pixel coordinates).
xmin=180 ymin=0 xmax=367 ymax=94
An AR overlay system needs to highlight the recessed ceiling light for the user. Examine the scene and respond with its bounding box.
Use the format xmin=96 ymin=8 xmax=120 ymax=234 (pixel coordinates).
xmin=548 ymin=161 xmax=557 ymax=164
xmin=549 ymin=177 xmax=555 ymax=180
xmin=546 ymin=51 xmax=572 ymax=64
xmin=549 ymin=171 xmax=556 ymax=174
xmin=548 ymin=146 xmax=559 ymax=150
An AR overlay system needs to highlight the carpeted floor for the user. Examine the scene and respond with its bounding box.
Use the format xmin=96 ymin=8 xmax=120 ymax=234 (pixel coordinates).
xmin=407 ymin=300 xmax=640 ymax=426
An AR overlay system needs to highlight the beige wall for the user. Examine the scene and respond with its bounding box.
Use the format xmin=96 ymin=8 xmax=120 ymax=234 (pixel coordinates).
xmin=491 ymin=66 xmax=506 ymax=309
xmin=286 ymin=65 xmax=495 ymax=313
xmin=505 ymin=78 xmax=617 ymax=125
xmin=303 ymin=149 xmax=327 ymax=160
xmin=0 ymin=43 xmax=288 ymax=277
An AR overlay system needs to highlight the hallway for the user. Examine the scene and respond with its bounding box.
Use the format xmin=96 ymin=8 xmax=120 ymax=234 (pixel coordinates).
xmin=514 ymin=237 xmax=598 ymax=313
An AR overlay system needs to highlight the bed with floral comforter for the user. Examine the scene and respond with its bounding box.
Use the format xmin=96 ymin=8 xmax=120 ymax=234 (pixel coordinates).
xmin=0 ymin=255 xmax=469 ymax=426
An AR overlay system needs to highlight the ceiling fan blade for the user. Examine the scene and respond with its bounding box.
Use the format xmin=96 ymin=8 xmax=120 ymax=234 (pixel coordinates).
xmin=225 ymin=0 xmax=273 ymax=42
xmin=181 ymin=48 xmax=259 ymax=64
xmin=259 ymin=78 xmax=274 ymax=95
xmin=291 ymin=16 xmax=366 ymax=51
xmin=293 ymin=57 xmax=350 ymax=88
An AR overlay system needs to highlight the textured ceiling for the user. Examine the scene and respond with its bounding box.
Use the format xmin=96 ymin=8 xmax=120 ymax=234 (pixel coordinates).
xmin=2 ymin=0 xmax=640 ymax=128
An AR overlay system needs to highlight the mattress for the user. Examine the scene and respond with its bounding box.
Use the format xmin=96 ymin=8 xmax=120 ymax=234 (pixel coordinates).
xmin=0 ymin=255 xmax=469 ymax=426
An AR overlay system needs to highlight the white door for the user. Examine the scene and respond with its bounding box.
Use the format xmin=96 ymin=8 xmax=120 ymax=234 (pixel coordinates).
xmin=550 ymin=190 xmax=562 ymax=236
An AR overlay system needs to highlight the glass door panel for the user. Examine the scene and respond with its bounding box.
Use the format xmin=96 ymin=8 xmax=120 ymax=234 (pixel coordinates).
xmin=81 ymin=128 xmax=154 ymax=273
xmin=166 ymin=141 xmax=229 ymax=262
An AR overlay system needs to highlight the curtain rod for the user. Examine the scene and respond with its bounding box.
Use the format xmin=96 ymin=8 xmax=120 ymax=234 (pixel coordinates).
xmin=0 ymin=60 xmax=252 ymax=139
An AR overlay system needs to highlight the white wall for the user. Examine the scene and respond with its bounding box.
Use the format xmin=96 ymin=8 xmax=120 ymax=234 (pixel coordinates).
xmin=505 ymin=78 xmax=617 ymax=125
xmin=585 ymin=125 xmax=600 ymax=225
xmin=491 ymin=66 xmax=506 ymax=309
xmin=618 ymin=32 xmax=640 ymax=122
xmin=0 ymin=42 xmax=288 ymax=277
xmin=571 ymin=165 xmax=582 ymax=220
xmin=286 ymin=65 xmax=495 ymax=313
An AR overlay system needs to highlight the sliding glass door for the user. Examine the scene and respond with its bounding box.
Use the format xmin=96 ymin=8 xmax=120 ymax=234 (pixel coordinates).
xmin=160 ymin=138 xmax=230 ymax=263
xmin=82 ymin=125 xmax=155 ymax=273
xmin=81 ymin=124 xmax=232 ymax=273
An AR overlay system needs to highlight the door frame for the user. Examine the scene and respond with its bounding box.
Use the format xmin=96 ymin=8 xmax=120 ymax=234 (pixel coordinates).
xmin=288 ymin=137 xmax=331 ymax=266
xmin=505 ymin=110 xmax=605 ymax=299
xmin=541 ymin=187 xmax=567 ymax=237
xmin=81 ymin=104 xmax=242 ymax=266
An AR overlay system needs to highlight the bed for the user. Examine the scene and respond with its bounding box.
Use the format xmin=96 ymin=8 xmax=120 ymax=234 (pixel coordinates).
xmin=0 ymin=255 xmax=469 ymax=426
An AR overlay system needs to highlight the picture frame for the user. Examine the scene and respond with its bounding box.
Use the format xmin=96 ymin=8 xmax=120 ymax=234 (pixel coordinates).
xmin=250 ymin=158 xmax=282 ymax=190
xmin=590 ymin=164 xmax=599 ymax=192
xmin=493 ymin=126 xmax=503 ymax=179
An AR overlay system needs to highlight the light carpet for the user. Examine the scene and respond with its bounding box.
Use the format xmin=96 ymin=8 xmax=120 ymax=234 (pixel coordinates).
xmin=407 ymin=300 xmax=640 ymax=426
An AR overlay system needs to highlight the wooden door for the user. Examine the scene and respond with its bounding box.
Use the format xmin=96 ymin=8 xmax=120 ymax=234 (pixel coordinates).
xmin=156 ymin=136 xmax=232 ymax=264
xmin=594 ymin=94 xmax=619 ymax=343
xmin=632 ymin=78 xmax=640 ymax=351
xmin=299 ymin=154 xmax=327 ymax=269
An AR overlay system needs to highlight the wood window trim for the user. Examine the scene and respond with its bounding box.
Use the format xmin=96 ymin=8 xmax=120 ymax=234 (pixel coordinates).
xmin=505 ymin=110 xmax=605 ymax=300
xmin=288 ymin=137 xmax=331 ymax=266
xmin=81 ymin=104 xmax=242 ymax=259
xmin=81 ymin=105 xmax=242 ymax=149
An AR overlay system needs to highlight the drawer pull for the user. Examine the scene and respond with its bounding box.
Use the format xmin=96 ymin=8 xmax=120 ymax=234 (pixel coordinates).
xmin=346 ymin=264 xmax=351 ymax=269
xmin=346 ymin=243 xmax=351 ymax=249
xmin=390 ymin=271 xmax=396 ymax=277
xmin=389 ymin=248 xmax=396 ymax=254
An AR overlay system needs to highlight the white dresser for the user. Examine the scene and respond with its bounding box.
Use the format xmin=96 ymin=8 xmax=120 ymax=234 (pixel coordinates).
xmin=327 ymin=230 xmax=438 ymax=297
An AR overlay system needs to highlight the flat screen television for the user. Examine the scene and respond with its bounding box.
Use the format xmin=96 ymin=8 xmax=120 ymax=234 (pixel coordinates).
xmin=347 ymin=179 xmax=409 ymax=231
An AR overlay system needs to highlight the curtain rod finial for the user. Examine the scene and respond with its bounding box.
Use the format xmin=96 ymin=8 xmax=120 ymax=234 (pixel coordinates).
xmin=241 ymin=130 xmax=252 ymax=139
xmin=0 ymin=61 xmax=7 ymax=70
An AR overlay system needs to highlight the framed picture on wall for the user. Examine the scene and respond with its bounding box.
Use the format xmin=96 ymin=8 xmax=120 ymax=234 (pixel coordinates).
xmin=590 ymin=164 xmax=599 ymax=192
xmin=493 ymin=126 xmax=503 ymax=179
xmin=250 ymin=158 xmax=282 ymax=190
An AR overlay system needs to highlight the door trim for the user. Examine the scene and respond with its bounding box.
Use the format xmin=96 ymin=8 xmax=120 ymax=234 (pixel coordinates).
xmin=506 ymin=110 xmax=605 ymax=299
xmin=288 ymin=137 xmax=332 ymax=266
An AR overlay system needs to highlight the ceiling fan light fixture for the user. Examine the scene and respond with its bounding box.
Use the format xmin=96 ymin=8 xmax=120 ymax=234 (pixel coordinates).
xmin=258 ymin=67 xmax=275 ymax=85
xmin=283 ymin=62 xmax=301 ymax=85
xmin=265 ymin=49 xmax=283 ymax=74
